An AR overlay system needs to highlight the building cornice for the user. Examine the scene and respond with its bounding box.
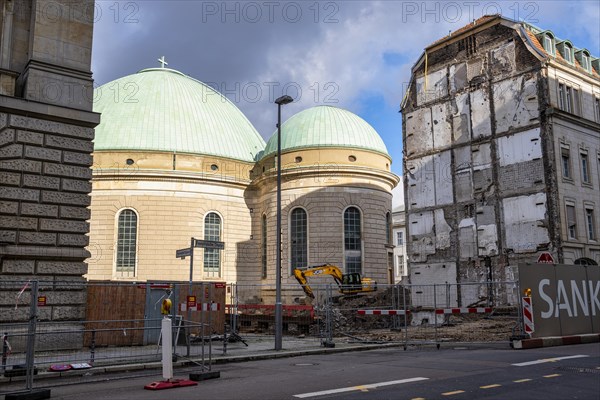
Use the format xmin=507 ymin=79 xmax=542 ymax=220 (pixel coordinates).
xmin=544 ymin=62 xmax=600 ymax=86
xmin=546 ymin=107 xmax=600 ymax=132
xmin=0 ymin=94 xmax=100 ymax=127
xmin=92 ymin=169 xmax=251 ymax=189
xmin=251 ymin=164 xmax=400 ymax=189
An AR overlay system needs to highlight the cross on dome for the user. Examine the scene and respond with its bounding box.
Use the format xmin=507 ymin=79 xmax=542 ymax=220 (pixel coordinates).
xmin=158 ymin=56 xmax=168 ymax=68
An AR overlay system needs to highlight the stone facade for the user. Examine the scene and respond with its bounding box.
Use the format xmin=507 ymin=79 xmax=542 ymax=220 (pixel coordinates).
xmin=401 ymin=16 xmax=600 ymax=307
xmin=88 ymin=145 xmax=399 ymax=302
xmin=0 ymin=0 xmax=99 ymax=324
xmin=87 ymin=151 xmax=254 ymax=284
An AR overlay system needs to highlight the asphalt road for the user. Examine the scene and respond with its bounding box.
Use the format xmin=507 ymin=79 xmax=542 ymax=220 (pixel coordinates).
xmin=29 ymin=343 xmax=600 ymax=400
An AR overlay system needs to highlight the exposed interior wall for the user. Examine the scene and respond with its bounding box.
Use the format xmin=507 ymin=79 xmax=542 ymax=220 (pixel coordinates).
xmin=402 ymin=22 xmax=563 ymax=306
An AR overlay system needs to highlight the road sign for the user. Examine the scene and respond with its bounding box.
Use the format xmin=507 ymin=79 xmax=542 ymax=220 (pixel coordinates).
xmin=194 ymin=239 xmax=225 ymax=250
xmin=537 ymin=252 xmax=554 ymax=264
xmin=176 ymin=248 xmax=192 ymax=258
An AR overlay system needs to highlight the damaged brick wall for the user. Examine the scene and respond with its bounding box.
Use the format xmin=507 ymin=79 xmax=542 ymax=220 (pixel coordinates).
xmin=402 ymin=22 xmax=558 ymax=307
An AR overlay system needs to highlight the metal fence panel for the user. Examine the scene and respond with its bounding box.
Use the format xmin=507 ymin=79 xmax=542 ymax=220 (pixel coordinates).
xmin=0 ymin=279 xmax=520 ymax=396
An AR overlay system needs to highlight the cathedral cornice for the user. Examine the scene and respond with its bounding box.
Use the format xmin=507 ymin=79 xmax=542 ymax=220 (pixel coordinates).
xmin=92 ymin=168 xmax=251 ymax=189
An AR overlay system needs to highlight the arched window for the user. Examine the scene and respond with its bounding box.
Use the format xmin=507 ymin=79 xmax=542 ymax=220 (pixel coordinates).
xmin=557 ymin=41 xmax=574 ymax=64
xmin=574 ymin=257 xmax=598 ymax=266
xmin=542 ymin=33 xmax=555 ymax=56
xmin=563 ymin=43 xmax=573 ymax=64
xmin=344 ymin=207 xmax=362 ymax=274
xmin=577 ymin=50 xmax=592 ymax=73
xmin=116 ymin=209 xmax=138 ymax=277
xmin=262 ymin=214 xmax=267 ymax=279
xmin=204 ymin=212 xmax=222 ymax=277
xmin=290 ymin=208 xmax=308 ymax=272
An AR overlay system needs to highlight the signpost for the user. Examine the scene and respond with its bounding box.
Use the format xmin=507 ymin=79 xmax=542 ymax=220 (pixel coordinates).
xmin=176 ymin=248 xmax=192 ymax=259
xmin=194 ymin=239 xmax=225 ymax=250
xmin=175 ymin=238 xmax=225 ymax=356
xmin=175 ymin=239 xmax=225 ymax=260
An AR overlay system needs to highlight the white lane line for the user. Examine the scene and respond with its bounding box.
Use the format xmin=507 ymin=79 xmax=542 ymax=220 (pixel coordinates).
xmin=512 ymin=354 xmax=589 ymax=366
xmin=293 ymin=377 xmax=429 ymax=398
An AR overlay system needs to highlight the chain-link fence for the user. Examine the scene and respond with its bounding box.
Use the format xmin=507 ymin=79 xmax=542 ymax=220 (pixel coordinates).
xmin=1 ymin=279 xmax=521 ymax=396
xmin=228 ymin=281 xmax=520 ymax=348
xmin=0 ymin=280 xmax=223 ymax=397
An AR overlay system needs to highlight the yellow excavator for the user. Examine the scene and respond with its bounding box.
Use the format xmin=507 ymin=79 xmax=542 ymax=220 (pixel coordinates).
xmin=293 ymin=264 xmax=377 ymax=299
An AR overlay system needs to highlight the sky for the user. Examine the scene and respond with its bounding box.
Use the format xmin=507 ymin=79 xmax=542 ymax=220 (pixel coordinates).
xmin=91 ymin=0 xmax=600 ymax=180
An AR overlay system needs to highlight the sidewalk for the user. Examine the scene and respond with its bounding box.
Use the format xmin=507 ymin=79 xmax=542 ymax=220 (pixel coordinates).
xmin=0 ymin=335 xmax=402 ymax=388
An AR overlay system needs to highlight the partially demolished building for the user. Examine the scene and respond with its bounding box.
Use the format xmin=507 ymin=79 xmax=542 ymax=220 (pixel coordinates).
xmin=401 ymin=15 xmax=600 ymax=305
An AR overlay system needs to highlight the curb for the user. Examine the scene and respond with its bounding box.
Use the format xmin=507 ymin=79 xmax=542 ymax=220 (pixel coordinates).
xmin=0 ymin=343 xmax=400 ymax=385
xmin=512 ymin=333 xmax=600 ymax=349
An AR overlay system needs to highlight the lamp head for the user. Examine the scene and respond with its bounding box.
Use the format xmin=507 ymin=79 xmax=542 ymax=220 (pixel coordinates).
xmin=275 ymin=95 xmax=294 ymax=105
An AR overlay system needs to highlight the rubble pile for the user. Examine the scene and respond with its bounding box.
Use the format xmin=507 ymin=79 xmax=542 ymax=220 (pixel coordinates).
xmin=313 ymin=287 xmax=517 ymax=343
xmin=312 ymin=287 xmax=410 ymax=333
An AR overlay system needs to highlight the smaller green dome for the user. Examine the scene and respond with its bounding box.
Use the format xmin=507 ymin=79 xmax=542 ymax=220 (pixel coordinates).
xmin=262 ymin=106 xmax=389 ymax=158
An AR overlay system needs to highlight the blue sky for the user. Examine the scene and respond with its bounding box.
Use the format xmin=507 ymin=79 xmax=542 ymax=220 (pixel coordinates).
xmin=92 ymin=1 xmax=600 ymax=180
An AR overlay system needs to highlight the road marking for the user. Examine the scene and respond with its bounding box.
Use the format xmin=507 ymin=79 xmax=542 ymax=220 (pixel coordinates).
xmin=544 ymin=374 xmax=561 ymax=378
xmin=293 ymin=377 xmax=429 ymax=398
xmin=480 ymin=384 xmax=501 ymax=389
xmin=512 ymin=355 xmax=588 ymax=366
xmin=442 ymin=390 xmax=465 ymax=396
xmin=514 ymin=379 xmax=532 ymax=383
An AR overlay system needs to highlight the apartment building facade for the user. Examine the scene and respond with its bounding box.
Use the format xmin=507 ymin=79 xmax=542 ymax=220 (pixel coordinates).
xmin=401 ymin=15 xmax=599 ymax=306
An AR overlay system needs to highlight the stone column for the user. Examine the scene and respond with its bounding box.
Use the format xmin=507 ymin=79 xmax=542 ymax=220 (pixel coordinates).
xmin=0 ymin=1 xmax=99 ymax=348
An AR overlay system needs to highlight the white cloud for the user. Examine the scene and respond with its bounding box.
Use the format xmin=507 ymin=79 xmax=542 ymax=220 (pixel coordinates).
xmin=91 ymin=0 xmax=599 ymax=142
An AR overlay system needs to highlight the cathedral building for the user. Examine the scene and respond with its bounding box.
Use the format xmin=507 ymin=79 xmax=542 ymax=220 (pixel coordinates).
xmin=86 ymin=66 xmax=399 ymax=290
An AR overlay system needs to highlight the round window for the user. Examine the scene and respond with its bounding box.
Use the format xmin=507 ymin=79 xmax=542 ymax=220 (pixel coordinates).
xmin=126 ymin=158 xmax=134 ymax=165
xmin=348 ymin=155 xmax=357 ymax=162
xmin=295 ymin=156 xmax=303 ymax=163
xmin=211 ymin=164 xmax=218 ymax=171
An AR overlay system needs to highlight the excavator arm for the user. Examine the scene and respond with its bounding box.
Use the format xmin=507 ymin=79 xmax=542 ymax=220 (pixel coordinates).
xmin=293 ymin=264 xmax=376 ymax=299
xmin=293 ymin=264 xmax=343 ymax=299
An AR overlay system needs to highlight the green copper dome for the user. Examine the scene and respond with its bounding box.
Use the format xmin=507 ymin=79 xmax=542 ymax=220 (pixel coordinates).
xmin=93 ymin=68 xmax=265 ymax=162
xmin=262 ymin=106 xmax=389 ymax=158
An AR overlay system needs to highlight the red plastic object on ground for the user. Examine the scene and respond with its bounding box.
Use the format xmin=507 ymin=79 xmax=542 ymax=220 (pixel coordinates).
xmin=144 ymin=379 xmax=198 ymax=390
xmin=49 ymin=364 xmax=72 ymax=372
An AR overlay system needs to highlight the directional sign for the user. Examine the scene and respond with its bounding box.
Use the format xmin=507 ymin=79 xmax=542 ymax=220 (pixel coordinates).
xmin=176 ymin=248 xmax=192 ymax=258
xmin=194 ymin=239 xmax=224 ymax=250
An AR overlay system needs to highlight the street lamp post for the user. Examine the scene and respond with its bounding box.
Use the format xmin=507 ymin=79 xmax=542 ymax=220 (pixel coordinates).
xmin=274 ymin=94 xmax=293 ymax=350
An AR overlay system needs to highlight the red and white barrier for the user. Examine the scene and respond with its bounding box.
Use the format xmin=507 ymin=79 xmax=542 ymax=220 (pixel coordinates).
xmin=522 ymin=297 xmax=534 ymax=334
xmin=358 ymin=308 xmax=492 ymax=317
xmin=434 ymin=307 xmax=492 ymax=315
xmin=357 ymin=310 xmax=411 ymax=316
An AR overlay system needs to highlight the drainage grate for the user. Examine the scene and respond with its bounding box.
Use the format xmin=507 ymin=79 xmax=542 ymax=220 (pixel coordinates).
xmin=556 ymin=366 xmax=600 ymax=374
